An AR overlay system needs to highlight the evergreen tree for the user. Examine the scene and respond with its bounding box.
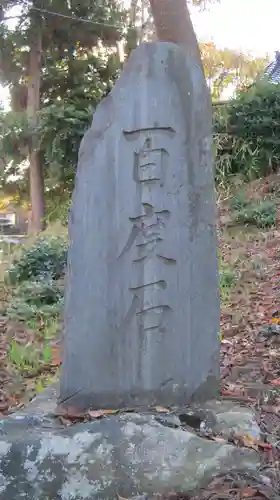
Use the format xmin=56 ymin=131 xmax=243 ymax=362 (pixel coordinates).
xmin=0 ymin=0 xmax=126 ymax=232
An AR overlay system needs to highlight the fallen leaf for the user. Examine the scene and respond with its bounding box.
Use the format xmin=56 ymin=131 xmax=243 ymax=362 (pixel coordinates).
xmin=7 ymin=395 xmax=19 ymax=406
xmin=241 ymin=487 xmax=259 ymax=498
xmin=55 ymin=405 xmax=85 ymax=420
xmin=235 ymin=433 xmax=272 ymax=451
xmin=269 ymin=379 xmax=280 ymax=386
xmin=88 ymin=410 xmax=105 ymax=419
xmin=155 ymin=406 xmax=169 ymax=413
xmin=87 ymin=409 xmax=119 ymax=419
xmin=51 ymin=346 xmax=62 ymax=366
xmin=257 ymin=441 xmax=272 ymax=450
xmin=235 ymin=433 xmax=259 ymax=450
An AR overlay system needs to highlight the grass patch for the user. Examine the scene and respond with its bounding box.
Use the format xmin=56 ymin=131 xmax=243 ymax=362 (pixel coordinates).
xmin=1 ymin=224 xmax=66 ymax=405
xmin=8 ymin=340 xmax=53 ymax=376
xmin=219 ymin=253 xmax=236 ymax=303
xmin=234 ymin=199 xmax=276 ymax=228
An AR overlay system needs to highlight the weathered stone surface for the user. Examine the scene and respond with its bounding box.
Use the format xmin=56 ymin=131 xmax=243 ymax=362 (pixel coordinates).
xmin=204 ymin=400 xmax=261 ymax=440
xmin=180 ymin=400 xmax=261 ymax=440
xmin=60 ymin=41 xmax=219 ymax=411
xmin=0 ymin=390 xmax=261 ymax=500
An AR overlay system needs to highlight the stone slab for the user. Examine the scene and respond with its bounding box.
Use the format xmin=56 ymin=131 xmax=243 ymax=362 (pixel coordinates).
xmin=60 ymin=41 xmax=219 ymax=411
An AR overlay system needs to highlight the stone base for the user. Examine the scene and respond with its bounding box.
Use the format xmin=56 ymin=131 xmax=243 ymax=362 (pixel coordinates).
xmin=0 ymin=386 xmax=261 ymax=500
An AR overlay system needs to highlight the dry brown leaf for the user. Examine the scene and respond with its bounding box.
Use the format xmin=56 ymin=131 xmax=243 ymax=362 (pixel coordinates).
xmin=155 ymin=406 xmax=169 ymax=413
xmin=256 ymin=440 xmax=272 ymax=450
xmin=50 ymin=346 xmax=62 ymax=366
xmin=235 ymin=433 xmax=259 ymax=450
xmin=240 ymin=486 xmax=259 ymax=498
xmin=88 ymin=409 xmax=119 ymax=420
xmin=235 ymin=433 xmax=272 ymax=451
xmin=55 ymin=405 xmax=85 ymax=420
xmin=269 ymin=379 xmax=280 ymax=386
xmin=88 ymin=410 xmax=106 ymax=419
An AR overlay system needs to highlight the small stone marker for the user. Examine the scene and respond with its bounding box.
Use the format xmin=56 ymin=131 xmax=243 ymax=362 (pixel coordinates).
xmin=59 ymin=42 xmax=220 ymax=411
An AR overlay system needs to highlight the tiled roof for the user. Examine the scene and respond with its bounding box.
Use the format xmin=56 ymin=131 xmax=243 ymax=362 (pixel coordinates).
xmin=262 ymin=51 xmax=280 ymax=84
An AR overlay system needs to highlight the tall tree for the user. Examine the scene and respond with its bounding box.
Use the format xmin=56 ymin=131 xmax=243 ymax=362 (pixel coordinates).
xmin=149 ymin=0 xmax=201 ymax=59
xmin=27 ymin=6 xmax=44 ymax=233
xmin=0 ymin=0 xmax=126 ymax=232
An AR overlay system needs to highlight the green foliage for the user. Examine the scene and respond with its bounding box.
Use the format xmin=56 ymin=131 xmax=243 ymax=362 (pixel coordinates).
xmin=38 ymin=101 xmax=92 ymax=194
xmin=214 ymin=83 xmax=280 ymax=184
xmin=0 ymin=110 xmax=29 ymax=192
xmin=8 ymin=339 xmax=53 ymax=375
xmin=14 ymin=279 xmax=63 ymax=307
xmin=220 ymin=263 xmax=236 ymax=302
xmin=234 ymin=199 xmax=277 ymax=228
xmin=7 ymin=279 xmax=64 ymax=322
xmin=6 ymin=236 xmax=67 ymax=284
xmin=46 ymin=197 xmax=71 ymax=227
xmin=9 ymin=341 xmax=40 ymax=374
xmin=0 ymin=0 xmax=126 ymax=196
xmin=219 ymin=255 xmax=235 ymax=303
xmin=231 ymin=192 xmax=247 ymax=211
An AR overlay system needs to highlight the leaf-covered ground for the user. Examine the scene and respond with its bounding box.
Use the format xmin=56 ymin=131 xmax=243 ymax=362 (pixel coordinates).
xmin=217 ymin=175 xmax=280 ymax=498
xmin=2 ymin=175 xmax=280 ymax=498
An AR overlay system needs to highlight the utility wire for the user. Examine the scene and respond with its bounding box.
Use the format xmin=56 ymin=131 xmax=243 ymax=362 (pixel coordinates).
xmin=3 ymin=2 xmax=133 ymax=31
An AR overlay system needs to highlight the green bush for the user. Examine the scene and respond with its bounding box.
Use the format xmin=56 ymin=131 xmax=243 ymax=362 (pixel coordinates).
xmin=6 ymin=236 xmax=67 ymax=284
xmin=214 ymin=82 xmax=280 ymax=184
xmin=7 ymin=279 xmax=64 ymax=322
xmin=234 ymin=199 xmax=276 ymax=228
xmin=14 ymin=279 xmax=63 ymax=306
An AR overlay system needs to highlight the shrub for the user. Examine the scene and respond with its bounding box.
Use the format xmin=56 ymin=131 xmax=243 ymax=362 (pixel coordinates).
xmin=214 ymin=82 xmax=280 ymax=184
xmin=234 ymin=199 xmax=276 ymax=228
xmin=6 ymin=236 xmax=67 ymax=284
xmin=6 ymin=279 xmax=64 ymax=322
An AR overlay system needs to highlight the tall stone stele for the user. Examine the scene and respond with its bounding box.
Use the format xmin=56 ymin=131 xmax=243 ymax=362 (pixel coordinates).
xmin=59 ymin=42 xmax=220 ymax=411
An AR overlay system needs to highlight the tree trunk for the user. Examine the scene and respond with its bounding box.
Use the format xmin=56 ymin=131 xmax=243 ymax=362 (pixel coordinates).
xmin=149 ymin=0 xmax=201 ymax=61
xmin=27 ymin=26 xmax=45 ymax=234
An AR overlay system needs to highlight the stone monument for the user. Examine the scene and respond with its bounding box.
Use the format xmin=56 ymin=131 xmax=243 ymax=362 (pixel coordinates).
xmin=59 ymin=42 xmax=220 ymax=411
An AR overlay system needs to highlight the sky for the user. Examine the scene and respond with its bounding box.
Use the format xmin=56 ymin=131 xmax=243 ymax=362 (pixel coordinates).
xmin=1 ymin=0 xmax=279 ymax=107
xmin=190 ymin=0 xmax=279 ymax=57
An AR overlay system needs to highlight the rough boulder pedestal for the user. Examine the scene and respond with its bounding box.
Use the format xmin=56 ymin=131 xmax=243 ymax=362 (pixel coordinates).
xmin=59 ymin=42 xmax=220 ymax=411
xmin=0 ymin=387 xmax=262 ymax=500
